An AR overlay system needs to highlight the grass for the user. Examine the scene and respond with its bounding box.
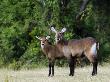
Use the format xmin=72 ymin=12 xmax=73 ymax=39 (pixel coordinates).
xmin=0 ymin=64 xmax=110 ymax=82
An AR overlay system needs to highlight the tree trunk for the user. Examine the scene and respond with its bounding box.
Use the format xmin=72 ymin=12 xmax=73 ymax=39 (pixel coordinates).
xmin=76 ymin=0 xmax=91 ymax=21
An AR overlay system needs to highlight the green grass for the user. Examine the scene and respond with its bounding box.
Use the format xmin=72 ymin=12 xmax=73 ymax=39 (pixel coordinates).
xmin=0 ymin=64 xmax=110 ymax=82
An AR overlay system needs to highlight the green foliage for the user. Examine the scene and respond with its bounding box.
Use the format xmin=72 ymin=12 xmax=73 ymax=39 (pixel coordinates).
xmin=0 ymin=0 xmax=110 ymax=69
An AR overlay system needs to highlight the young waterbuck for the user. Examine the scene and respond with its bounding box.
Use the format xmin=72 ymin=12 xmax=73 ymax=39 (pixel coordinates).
xmin=51 ymin=26 xmax=99 ymax=76
xmin=36 ymin=36 xmax=64 ymax=76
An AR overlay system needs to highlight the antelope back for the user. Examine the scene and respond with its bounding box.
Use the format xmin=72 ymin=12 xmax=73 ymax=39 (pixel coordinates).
xmin=68 ymin=37 xmax=97 ymax=57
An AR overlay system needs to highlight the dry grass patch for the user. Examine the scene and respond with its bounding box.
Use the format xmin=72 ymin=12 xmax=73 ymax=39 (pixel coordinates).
xmin=0 ymin=65 xmax=110 ymax=82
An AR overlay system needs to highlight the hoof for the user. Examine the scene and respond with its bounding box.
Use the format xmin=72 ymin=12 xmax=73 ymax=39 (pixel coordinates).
xmin=51 ymin=75 xmax=54 ymax=77
xmin=92 ymin=72 xmax=97 ymax=76
xmin=48 ymin=74 xmax=51 ymax=77
xmin=69 ymin=74 xmax=74 ymax=76
xmin=48 ymin=74 xmax=54 ymax=77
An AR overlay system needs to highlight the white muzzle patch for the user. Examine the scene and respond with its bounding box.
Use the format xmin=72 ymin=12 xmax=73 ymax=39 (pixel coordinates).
xmin=41 ymin=41 xmax=44 ymax=49
xmin=41 ymin=44 xmax=44 ymax=49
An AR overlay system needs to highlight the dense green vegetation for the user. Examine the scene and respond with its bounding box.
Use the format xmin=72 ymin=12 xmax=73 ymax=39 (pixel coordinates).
xmin=0 ymin=0 xmax=110 ymax=69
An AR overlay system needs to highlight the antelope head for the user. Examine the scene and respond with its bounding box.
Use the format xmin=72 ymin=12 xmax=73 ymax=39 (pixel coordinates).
xmin=36 ymin=36 xmax=50 ymax=48
xmin=51 ymin=26 xmax=66 ymax=43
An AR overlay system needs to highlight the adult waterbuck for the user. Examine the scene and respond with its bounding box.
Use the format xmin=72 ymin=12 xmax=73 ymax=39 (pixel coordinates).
xmin=36 ymin=36 xmax=64 ymax=76
xmin=50 ymin=27 xmax=99 ymax=76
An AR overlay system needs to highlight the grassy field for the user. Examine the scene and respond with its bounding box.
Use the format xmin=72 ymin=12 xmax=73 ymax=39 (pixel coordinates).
xmin=0 ymin=64 xmax=110 ymax=82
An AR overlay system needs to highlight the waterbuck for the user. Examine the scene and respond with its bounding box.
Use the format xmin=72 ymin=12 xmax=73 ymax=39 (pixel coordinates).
xmin=36 ymin=36 xmax=64 ymax=76
xmin=51 ymin=27 xmax=99 ymax=76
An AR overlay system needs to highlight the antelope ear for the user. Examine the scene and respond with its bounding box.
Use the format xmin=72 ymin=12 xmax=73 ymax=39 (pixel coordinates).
xmin=46 ymin=36 xmax=50 ymax=40
xmin=61 ymin=27 xmax=66 ymax=33
xmin=51 ymin=27 xmax=57 ymax=33
xmin=35 ymin=36 xmax=41 ymax=40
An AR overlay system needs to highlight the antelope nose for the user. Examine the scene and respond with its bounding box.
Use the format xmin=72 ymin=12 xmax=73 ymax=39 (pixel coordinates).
xmin=42 ymin=43 xmax=44 ymax=45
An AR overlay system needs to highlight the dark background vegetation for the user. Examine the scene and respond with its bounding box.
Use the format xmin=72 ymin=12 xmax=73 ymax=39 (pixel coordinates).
xmin=0 ymin=0 xmax=110 ymax=69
